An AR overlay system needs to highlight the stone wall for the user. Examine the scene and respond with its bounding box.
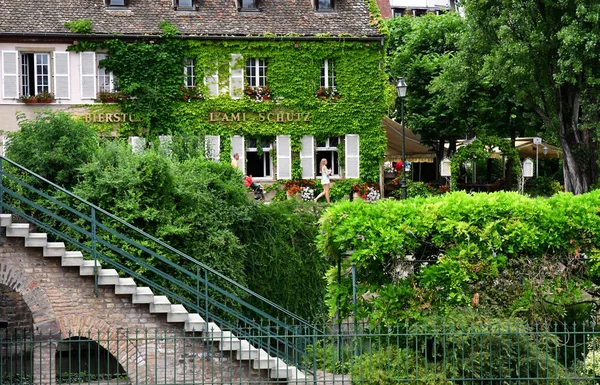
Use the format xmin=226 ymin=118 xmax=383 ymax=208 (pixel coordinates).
xmin=0 ymin=234 xmax=272 ymax=385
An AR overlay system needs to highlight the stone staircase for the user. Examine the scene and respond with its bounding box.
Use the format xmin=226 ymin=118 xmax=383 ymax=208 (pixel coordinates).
xmin=1 ymin=213 xmax=308 ymax=383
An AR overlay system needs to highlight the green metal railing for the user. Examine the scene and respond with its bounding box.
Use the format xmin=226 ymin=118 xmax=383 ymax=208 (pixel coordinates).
xmin=3 ymin=322 xmax=600 ymax=384
xmin=0 ymin=156 xmax=316 ymax=369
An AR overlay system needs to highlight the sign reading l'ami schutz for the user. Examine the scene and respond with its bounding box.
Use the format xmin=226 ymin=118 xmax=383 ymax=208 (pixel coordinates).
xmin=208 ymin=111 xmax=311 ymax=123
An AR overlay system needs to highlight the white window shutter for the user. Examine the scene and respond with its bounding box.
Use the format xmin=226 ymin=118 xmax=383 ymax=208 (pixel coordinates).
xmin=204 ymin=135 xmax=220 ymax=161
xmin=158 ymin=135 xmax=173 ymax=157
xmin=300 ymin=135 xmax=315 ymax=179
xmin=53 ymin=52 xmax=70 ymax=99
xmin=2 ymin=51 xmax=18 ymax=99
xmin=345 ymin=134 xmax=360 ymax=178
xmin=229 ymin=54 xmax=244 ymax=99
xmin=276 ymin=135 xmax=292 ymax=180
xmin=128 ymin=136 xmax=146 ymax=154
xmin=231 ymin=135 xmax=245 ymax=174
xmin=0 ymin=136 xmax=10 ymax=156
xmin=80 ymin=52 xmax=97 ymax=99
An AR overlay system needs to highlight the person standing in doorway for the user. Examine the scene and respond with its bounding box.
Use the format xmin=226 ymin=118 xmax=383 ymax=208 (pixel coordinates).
xmin=231 ymin=153 xmax=239 ymax=169
xmin=314 ymin=158 xmax=331 ymax=203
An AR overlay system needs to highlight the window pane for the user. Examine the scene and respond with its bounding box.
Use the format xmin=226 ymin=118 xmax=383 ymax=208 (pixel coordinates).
xmin=258 ymin=59 xmax=266 ymax=86
xmin=247 ymin=138 xmax=258 ymax=149
xmin=245 ymin=59 xmax=256 ymax=87
xmin=184 ymin=58 xmax=194 ymax=87
xmin=179 ymin=0 xmax=193 ymax=7
xmin=21 ymin=54 xmax=31 ymax=96
xmin=241 ymin=0 xmax=256 ymax=8
xmin=318 ymin=0 xmax=332 ymax=9
xmin=320 ymin=61 xmax=327 ymax=88
xmin=110 ymin=0 xmax=125 ymax=5
xmin=329 ymin=136 xmax=339 ymax=147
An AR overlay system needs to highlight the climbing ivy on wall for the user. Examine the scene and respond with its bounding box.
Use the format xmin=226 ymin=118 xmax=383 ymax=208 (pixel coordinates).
xmin=73 ymin=17 xmax=389 ymax=181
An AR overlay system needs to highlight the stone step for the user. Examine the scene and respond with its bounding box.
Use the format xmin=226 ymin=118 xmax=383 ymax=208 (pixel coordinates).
xmin=203 ymin=322 xmax=223 ymax=339
xmin=167 ymin=304 xmax=189 ymax=323
xmin=6 ymin=223 xmax=29 ymax=237
xmin=43 ymin=242 xmax=66 ymax=257
xmin=132 ymin=287 xmax=154 ymax=304
xmin=149 ymin=296 xmax=171 ymax=313
xmin=218 ymin=331 xmax=241 ymax=351
xmin=25 ymin=233 xmax=47 ymax=247
xmin=114 ymin=278 xmax=136 ymax=295
xmin=184 ymin=313 xmax=206 ymax=332
xmin=0 ymin=214 xmax=12 ymax=227
xmin=80 ymin=260 xmax=101 ymax=275
xmin=252 ymin=352 xmax=279 ymax=371
xmin=270 ymin=359 xmax=291 ymax=379
xmin=236 ymin=340 xmax=261 ymax=360
xmin=97 ymin=269 xmax=119 ymax=285
xmin=61 ymin=251 xmax=84 ymax=266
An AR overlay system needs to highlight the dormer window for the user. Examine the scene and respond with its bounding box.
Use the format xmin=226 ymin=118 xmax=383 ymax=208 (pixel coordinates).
xmin=175 ymin=0 xmax=197 ymax=10
xmin=317 ymin=0 xmax=334 ymax=11
xmin=239 ymin=0 xmax=258 ymax=11
xmin=108 ymin=0 xmax=126 ymax=6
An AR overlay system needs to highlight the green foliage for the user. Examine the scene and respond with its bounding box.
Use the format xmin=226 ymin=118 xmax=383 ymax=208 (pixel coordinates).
xmin=64 ymin=19 xmax=92 ymax=34
xmin=6 ymin=110 xmax=99 ymax=189
xmin=88 ymin=26 xmax=388 ymax=181
xmin=318 ymin=191 xmax=600 ymax=325
xmin=330 ymin=179 xmax=360 ymax=202
xmin=526 ymin=176 xmax=563 ymax=197
xmin=235 ymin=201 xmax=328 ymax=321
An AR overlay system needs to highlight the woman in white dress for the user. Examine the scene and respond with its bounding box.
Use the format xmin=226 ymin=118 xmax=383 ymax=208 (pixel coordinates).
xmin=314 ymin=158 xmax=331 ymax=203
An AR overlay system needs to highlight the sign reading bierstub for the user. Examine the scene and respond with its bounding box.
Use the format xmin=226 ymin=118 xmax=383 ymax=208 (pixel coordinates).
xmin=208 ymin=111 xmax=311 ymax=123
xmin=84 ymin=113 xmax=143 ymax=123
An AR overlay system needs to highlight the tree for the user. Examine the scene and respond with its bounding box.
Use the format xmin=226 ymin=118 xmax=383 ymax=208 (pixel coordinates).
xmin=461 ymin=0 xmax=600 ymax=194
xmin=387 ymin=13 xmax=468 ymax=164
xmin=6 ymin=111 xmax=99 ymax=189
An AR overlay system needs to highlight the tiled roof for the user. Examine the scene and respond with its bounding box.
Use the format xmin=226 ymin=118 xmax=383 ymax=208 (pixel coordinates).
xmin=0 ymin=0 xmax=382 ymax=38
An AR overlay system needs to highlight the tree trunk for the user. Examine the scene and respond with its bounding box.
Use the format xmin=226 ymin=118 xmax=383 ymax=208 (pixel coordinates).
xmin=556 ymin=83 xmax=598 ymax=194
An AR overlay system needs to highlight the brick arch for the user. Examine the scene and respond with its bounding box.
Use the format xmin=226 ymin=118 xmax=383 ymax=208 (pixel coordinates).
xmin=56 ymin=315 xmax=149 ymax=382
xmin=0 ymin=261 xmax=57 ymax=331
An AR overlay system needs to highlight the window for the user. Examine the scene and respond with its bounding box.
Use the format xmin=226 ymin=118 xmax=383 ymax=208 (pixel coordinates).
xmin=97 ymin=54 xmax=116 ymax=93
xmin=246 ymin=138 xmax=272 ymax=178
xmin=176 ymin=0 xmax=195 ymax=9
xmin=245 ymin=58 xmax=266 ymax=87
xmin=240 ymin=0 xmax=258 ymax=10
xmin=317 ymin=0 xmax=334 ymax=11
xmin=320 ymin=59 xmax=335 ymax=89
xmin=21 ymin=53 xmax=49 ymax=97
xmin=184 ymin=58 xmax=195 ymax=88
xmin=107 ymin=0 xmax=126 ymax=6
xmin=316 ymin=137 xmax=340 ymax=177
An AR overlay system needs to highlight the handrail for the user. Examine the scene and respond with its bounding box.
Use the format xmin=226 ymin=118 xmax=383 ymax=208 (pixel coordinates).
xmin=0 ymin=155 xmax=312 ymax=328
xmin=0 ymin=155 xmax=317 ymax=369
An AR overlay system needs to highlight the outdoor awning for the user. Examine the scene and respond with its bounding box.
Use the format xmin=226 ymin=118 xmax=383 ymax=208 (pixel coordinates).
xmin=383 ymin=117 xmax=436 ymax=163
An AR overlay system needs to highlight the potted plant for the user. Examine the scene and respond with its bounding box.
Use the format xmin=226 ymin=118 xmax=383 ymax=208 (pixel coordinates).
xmin=284 ymin=180 xmax=302 ymax=200
xmin=383 ymin=161 xmax=396 ymax=178
xmin=97 ymin=90 xmax=128 ymax=103
xmin=180 ymin=86 xmax=203 ymax=101
xmin=244 ymin=85 xmax=258 ymax=99
xmin=315 ymin=86 xmax=330 ymax=99
xmin=352 ymin=182 xmax=371 ymax=200
xmin=19 ymin=94 xmax=37 ymax=104
xmin=330 ymin=86 xmax=340 ymax=100
xmin=257 ymin=85 xmax=272 ymax=101
xmin=36 ymin=91 xmax=54 ymax=103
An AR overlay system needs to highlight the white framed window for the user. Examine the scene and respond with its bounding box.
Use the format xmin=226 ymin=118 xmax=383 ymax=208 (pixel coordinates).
xmin=320 ymin=59 xmax=335 ymax=88
xmin=246 ymin=138 xmax=273 ymax=179
xmin=245 ymin=58 xmax=267 ymax=87
xmin=184 ymin=58 xmax=195 ymax=88
xmin=21 ymin=53 xmax=50 ymax=97
xmin=97 ymin=53 xmax=116 ymax=93
xmin=316 ymin=137 xmax=340 ymax=177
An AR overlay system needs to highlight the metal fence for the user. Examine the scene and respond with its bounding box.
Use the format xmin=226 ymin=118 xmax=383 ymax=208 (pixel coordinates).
xmin=2 ymin=322 xmax=600 ymax=385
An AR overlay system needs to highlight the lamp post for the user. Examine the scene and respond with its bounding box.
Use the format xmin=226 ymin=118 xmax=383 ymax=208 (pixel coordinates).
xmin=396 ymin=78 xmax=408 ymax=199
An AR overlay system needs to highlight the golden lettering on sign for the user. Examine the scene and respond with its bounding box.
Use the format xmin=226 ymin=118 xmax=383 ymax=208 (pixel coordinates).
xmin=84 ymin=114 xmax=143 ymax=123
xmin=208 ymin=111 xmax=311 ymax=123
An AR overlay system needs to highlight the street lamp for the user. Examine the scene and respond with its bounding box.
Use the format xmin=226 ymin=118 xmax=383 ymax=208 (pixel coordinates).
xmin=396 ymin=78 xmax=408 ymax=199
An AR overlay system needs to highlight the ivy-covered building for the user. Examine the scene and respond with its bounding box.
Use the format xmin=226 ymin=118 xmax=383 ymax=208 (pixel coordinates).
xmin=0 ymin=0 xmax=389 ymax=182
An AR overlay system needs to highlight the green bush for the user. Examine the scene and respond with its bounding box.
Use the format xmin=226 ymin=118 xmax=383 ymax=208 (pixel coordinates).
xmin=317 ymin=191 xmax=600 ymax=325
xmin=7 ymin=111 xmax=99 ymax=189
